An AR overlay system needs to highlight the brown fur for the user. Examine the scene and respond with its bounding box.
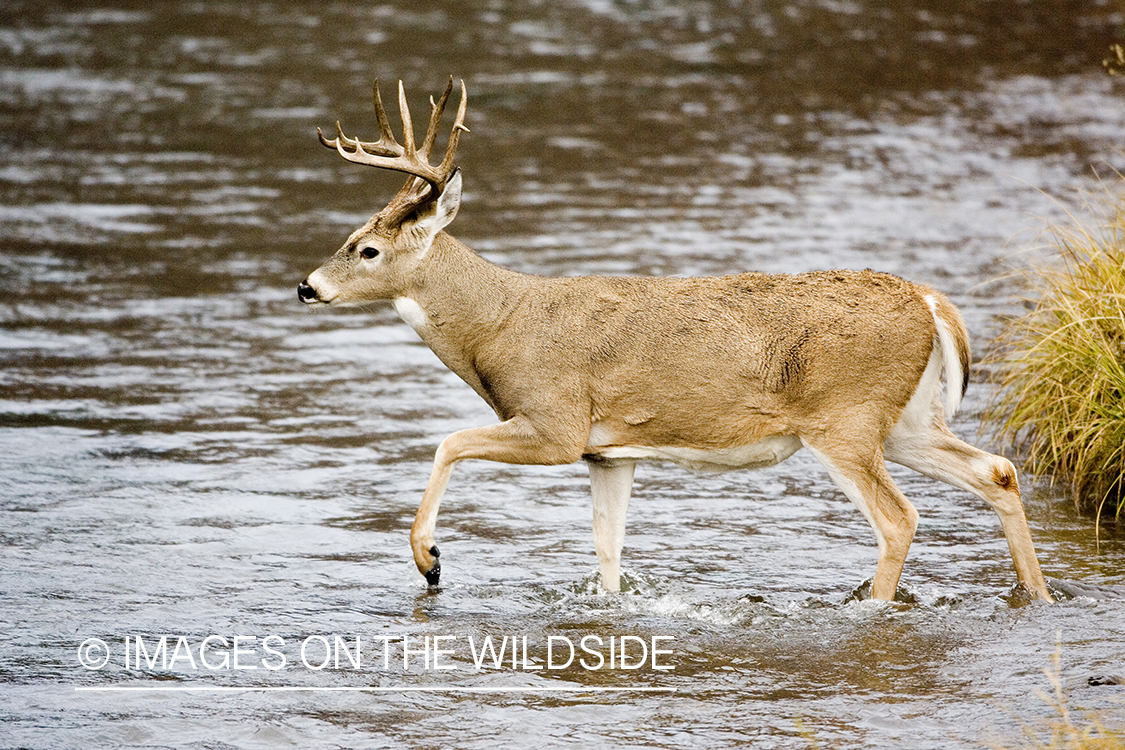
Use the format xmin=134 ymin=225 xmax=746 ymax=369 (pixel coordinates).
xmin=298 ymin=83 xmax=1051 ymax=601
xmin=304 ymin=232 xmax=1051 ymax=602
xmin=992 ymin=463 xmax=1019 ymax=493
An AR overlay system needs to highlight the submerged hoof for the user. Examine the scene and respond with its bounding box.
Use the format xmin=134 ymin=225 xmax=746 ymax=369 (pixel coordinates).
xmin=844 ymin=578 xmax=918 ymax=605
xmin=1088 ymin=674 xmax=1123 ymax=686
xmin=423 ymin=545 xmax=441 ymax=587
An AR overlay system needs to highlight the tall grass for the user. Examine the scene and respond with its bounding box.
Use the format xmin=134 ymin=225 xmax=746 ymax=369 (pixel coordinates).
xmin=987 ymin=178 xmax=1125 ymax=520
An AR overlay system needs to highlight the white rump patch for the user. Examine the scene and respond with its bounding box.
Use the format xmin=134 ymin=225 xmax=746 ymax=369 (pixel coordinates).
xmin=924 ymin=294 xmax=963 ymax=416
xmin=392 ymin=297 xmax=429 ymax=333
xmin=892 ymin=345 xmax=944 ymax=437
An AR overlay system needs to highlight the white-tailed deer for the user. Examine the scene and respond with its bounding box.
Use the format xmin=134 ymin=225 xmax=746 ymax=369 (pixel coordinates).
xmin=298 ymin=78 xmax=1052 ymax=602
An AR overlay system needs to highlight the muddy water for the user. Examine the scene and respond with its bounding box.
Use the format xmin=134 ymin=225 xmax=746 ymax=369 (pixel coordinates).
xmin=2 ymin=2 xmax=1125 ymax=748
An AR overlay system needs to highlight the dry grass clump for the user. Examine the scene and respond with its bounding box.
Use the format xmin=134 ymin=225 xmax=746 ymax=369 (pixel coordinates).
xmin=988 ymin=179 xmax=1125 ymax=520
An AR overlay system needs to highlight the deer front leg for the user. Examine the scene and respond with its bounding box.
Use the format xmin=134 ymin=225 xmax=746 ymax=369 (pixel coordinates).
xmin=410 ymin=454 xmax=455 ymax=587
xmin=588 ymin=459 xmax=636 ymax=592
xmin=410 ymin=416 xmax=584 ymax=586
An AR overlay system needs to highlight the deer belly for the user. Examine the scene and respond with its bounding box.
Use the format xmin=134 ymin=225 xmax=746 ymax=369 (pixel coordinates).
xmin=585 ymin=427 xmax=802 ymax=471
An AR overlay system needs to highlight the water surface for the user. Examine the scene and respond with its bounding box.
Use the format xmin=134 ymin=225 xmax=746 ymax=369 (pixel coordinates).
xmin=2 ymin=2 xmax=1124 ymax=748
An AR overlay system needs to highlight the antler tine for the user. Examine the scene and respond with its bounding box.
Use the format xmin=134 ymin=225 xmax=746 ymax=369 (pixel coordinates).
xmin=419 ymin=76 xmax=454 ymax=159
xmin=316 ymin=81 xmax=405 ymax=158
xmin=397 ymin=80 xmax=416 ymax=158
xmin=334 ymin=120 xmax=354 ymax=150
xmin=319 ymin=78 xmax=469 ymax=220
xmin=314 ymin=120 xmax=358 ymax=154
xmin=331 ymin=120 xmax=375 ymax=162
xmin=371 ymin=78 xmax=398 ymax=148
xmin=437 ymin=79 xmax=470 ymax=174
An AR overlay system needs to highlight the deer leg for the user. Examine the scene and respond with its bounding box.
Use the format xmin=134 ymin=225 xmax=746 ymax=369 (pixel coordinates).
xmin=802 ymin=440 xmax=920 ymax=601
xmin=884 ymin=422 xmax=1052 ymax=602
xmin=588 ymin=459 xmax=636 ymax=592
xmin=411 ymin=449 xmax=455 ymax=587
xmin=410 ymin=416 xmax=583 ymax=586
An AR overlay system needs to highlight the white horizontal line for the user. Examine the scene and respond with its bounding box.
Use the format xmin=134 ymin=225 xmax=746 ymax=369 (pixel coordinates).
xmin=74 ymin=686 xmax=674 ymax=693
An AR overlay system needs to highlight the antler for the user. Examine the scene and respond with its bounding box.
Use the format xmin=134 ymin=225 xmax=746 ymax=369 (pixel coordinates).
xmin=319 ymin=77 xmax=469 ymax=219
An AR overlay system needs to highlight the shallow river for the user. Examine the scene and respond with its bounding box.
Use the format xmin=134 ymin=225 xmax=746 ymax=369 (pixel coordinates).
xmin=2 ymin=2 xmax=1124 ymax=748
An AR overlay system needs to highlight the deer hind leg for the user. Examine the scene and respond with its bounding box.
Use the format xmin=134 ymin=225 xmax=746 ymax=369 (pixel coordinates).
xmin=802 ymin=439 xmax=920 ymax=601
xmin=588 ymin=459 xmax=635 ymax=593
xmin=884 ymin=421 xmax=1052 ymax=602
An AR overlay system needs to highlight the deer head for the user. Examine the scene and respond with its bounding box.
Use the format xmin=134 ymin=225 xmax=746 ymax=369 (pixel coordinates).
xmin=298 ymin=78 xmax=469 ymax=307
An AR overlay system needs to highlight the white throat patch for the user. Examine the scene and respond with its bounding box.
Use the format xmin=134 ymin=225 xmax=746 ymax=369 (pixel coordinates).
xmin=392 ymin=297 xmax=429 ymax=334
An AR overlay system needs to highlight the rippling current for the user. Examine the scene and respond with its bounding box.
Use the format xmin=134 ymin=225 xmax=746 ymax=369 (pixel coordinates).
xmin=2 ymin=2 xmax=1124 ymax=748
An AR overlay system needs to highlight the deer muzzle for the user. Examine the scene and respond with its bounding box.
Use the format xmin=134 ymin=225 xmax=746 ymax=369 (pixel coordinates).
xmin=297 ymin=279 xmax=324 ymax=305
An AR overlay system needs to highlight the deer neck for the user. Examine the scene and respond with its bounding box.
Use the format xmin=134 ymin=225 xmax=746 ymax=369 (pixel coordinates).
xmin=394 ymin=232 xmax=529 ymax=405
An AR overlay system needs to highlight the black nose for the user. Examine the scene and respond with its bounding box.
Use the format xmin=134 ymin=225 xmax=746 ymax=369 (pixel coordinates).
xmin=297 ymin=280 xmax=318 ymax=303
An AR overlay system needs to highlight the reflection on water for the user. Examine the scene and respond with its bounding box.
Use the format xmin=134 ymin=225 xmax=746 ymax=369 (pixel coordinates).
xmin=2 ymin=2 xmax=1124 ymax=748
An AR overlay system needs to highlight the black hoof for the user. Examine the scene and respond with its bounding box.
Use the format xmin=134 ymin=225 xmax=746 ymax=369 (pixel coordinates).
xmin=424 ymin=546 xmax=441 ymax=587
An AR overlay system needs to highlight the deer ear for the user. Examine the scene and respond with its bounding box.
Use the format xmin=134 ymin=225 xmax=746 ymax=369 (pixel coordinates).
xmin=416 ymin=169 xmax=461 ymax=238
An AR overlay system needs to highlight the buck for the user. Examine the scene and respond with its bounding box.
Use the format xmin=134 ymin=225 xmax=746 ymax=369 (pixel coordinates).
xmin=297 ymin=78 xmax=1053 ymax=603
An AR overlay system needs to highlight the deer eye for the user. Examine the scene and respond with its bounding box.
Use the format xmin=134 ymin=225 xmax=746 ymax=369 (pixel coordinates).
xmin=359 ymin=246 xmax=380 ymax=259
